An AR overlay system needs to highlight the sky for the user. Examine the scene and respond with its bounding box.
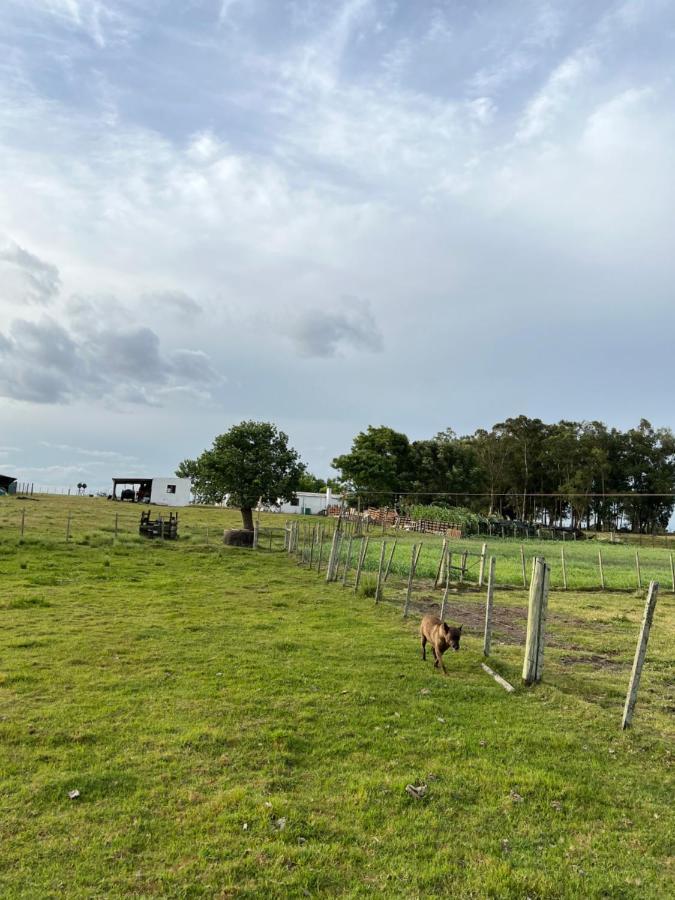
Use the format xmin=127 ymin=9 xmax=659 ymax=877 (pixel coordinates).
xmin=1 ymin=0 xmax=675 ymax=491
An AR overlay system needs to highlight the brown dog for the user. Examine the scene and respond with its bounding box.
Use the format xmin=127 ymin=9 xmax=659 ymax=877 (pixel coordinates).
xmin=420 ymin=615 xmax=462 ymax=675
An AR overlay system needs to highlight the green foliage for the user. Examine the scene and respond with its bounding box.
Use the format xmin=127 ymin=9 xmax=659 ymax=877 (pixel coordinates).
xmin=296 ymin=471 xmax=327 ymax=492
xmin=180 ymin=421 xmax=305 ymax=525
xmin=332 ymin=425 xmax=413 ymax=505
xmin=404 ymin=504 xmax=484 ymax=531
xmin=333 ymin=417 xmax=675 ymax=533
xmin=358 ymin=575 xmax=377 ymax=597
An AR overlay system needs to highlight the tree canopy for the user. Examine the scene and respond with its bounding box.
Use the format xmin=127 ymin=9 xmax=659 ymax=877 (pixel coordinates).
xmin=178 ymin=421 xmax=305 ymax=530
xmin=332 ymin=418 xmax=675 ymax=532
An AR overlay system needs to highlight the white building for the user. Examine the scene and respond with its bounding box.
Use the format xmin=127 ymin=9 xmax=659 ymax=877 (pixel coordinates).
xmin=111 ymin=476 xmax=191 ymax=507
xmin=275 ymin=489 xmax=341 ymax=516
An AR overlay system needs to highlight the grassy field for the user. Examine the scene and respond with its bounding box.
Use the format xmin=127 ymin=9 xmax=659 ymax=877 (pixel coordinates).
xmin=0 ymin=497 xmax=673 ymax=897
xmin=3 ymin=494 xmax=675 ymax=592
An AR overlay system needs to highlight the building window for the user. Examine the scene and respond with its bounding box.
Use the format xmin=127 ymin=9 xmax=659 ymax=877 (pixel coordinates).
xmin=290 ymin=497 xmax=299 ymax=506
xmin=166 ymin=484 xmax=176 ymax=494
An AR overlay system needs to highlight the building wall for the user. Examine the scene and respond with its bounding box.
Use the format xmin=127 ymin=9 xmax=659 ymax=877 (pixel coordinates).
xmin=275 ymin=491 xmax=340 ymax=515
xmin=149 ymin=477 xmax=191 ymax=507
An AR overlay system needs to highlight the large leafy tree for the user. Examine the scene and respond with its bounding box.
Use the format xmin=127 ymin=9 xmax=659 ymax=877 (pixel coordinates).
xmin=178 ymin=421 xmax=305 ymax=531
xmin=331 ymin=426 xmax=413 ymax=506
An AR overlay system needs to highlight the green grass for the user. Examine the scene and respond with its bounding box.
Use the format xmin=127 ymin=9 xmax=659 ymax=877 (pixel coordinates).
xmin=0 ymin=498 xmax=673 ymax=897
xmin=3 ymin=494 xmax=674 ymax=590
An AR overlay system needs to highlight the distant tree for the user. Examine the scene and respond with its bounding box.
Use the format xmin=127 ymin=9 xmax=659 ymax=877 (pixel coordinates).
xmin=409 ymin=430 xmax=483 ymax=505
xmin=332 ymin=426 xmax=413 ymax=506
xmin=179 ymin=421 xmax=305 ymax=531
xmin=296 ymin=472 xmax=327 ymax=492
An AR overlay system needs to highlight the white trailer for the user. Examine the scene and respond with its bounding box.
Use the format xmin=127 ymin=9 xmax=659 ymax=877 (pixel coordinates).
xmin=111 ymin=476 xmax=191 ymax=507
xmin=275 ymin=489 xmax=340 ymax=515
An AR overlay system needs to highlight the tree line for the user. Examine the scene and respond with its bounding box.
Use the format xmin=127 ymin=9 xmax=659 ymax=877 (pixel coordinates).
xmin=330 ymin=417 xmax=675 ymax=533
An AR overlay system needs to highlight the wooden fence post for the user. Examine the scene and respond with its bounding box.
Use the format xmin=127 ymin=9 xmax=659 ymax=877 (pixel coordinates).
xmin=670 ymin=553 xmax=675 ymax=593
xmin=354 ymin=537 xmax=369 ymax=594
xmin=383 ymin=540 xmax=397 ymax=582
xmin=621 ymin=581 xmax=659 ymax=729
xmin=316 ymin=527 xmax=324 ymax=572
xmin=253 ymin=522 xmax=259 ymax=549
xmin=635 ymin=551 xmax=642 ymax=590
xmin=434 ymin=539 xmax=448 ymax=589
xmin=65 ymin=513 xmax=72 ymax=543
xmin=375 ymin=541 xmax=387 ymax=602
xmin=325 ymin=529 xmax=340 ymax=583
xmin=341 ymin=536 xmax=354 ymax=587
xmin=483 ymin=556 xmax=496 ymax=656
xmin=332 ymin=531 xmax=344 ymax=581
xmin=20 ymin=509 xmax=25 ymax=538
xmin=598 ymin=550 xmax=605 ymax=590
xmin=520 ymin=545 xmax=527 ymax=588
xmin=561 ymin=544 xmax=567 ymax=590
xmin=478 ymin=542 xmax=488 ymax=587
xmin=522 ymin=557 xmax=550 ymax=685
xmin=459 ymin=550 xmax=468 ymax=583
xmin=439 ymin=557 xmax=450 ymax=621
xmin=403 ymin=543 xmax=419 ymax=618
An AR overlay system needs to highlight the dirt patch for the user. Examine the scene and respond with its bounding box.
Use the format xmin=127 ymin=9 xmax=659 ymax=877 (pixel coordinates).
xmin=558 ymin=654 xmax=628 ymax=670
xmin=403 ymin=593 xmax=527 ymax=644
xmin=395 ymin=591 xmax=609 ymax=651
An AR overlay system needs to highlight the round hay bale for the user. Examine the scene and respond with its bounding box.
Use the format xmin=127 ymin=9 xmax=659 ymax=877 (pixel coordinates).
xmin=223 ymin=528 xmax=254 ymax=547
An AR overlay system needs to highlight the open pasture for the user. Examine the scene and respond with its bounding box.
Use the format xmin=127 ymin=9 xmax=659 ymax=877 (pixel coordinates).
xmin=0 ymin=497 xmax=673 ymax=897
xmin=4 ymin=495 xmax=675 ymax=592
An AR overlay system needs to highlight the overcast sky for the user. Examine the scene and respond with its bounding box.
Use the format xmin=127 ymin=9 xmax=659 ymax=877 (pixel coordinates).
xmin=1 ymin=0 xmax=674 ymax=489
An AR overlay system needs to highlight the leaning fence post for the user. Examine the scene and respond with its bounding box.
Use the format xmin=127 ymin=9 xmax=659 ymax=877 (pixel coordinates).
xmin=439 ymin=556 xmax=450 ymax=621
xmin=341 ymin=535 xmax=354 ymax=587
xmin=65 ymin=512 xmax=72 ymax=543
xmin=325 ymin=529 xmax=340 ymax=583
xmin=316 ymin=527 xmax=325 ymax=572
xmin=483 ymin=556 xmax=496 ymax=656
xmin=635 ymin=551 xmax=642 ymax=590
xmin=598 ymin=549 xmax=605 ymax=590
xmin=434 ymin=539 xmax=448 ymax=589
xmin=375 ymin=541 xmax=387 ymax=602
xmin=520 ymin=545 xmax=527 ymax=588
xmin=20 ymin=509 xmax=25 ymax=538
xmin=331 ymin=531 xmax=344 ymax=581
xmin=403 ymin=543 xmax=419 ymax=618
xmin=621 ymin=581 xmax=659 ymax=729
xmin=383 ymin=539 xmax=397 ymax=582
xmin=478 ymin=542 xmax=487 ymax=587
xmin=561 ymin=544 xmax=567 ymax=590
xmin=354 ymin=537 xmax=369 ymax=594
xmin=522 ymin=557 xmax=550 ymax=685
xmin=308 ymin=526 xmax=316 ymax=569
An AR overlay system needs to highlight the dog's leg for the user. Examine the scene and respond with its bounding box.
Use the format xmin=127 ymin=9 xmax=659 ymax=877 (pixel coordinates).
xmin=421 ymin=635 xmax=427 ymax=660
xmin=436 ymin=646 xmax=448 ymax=675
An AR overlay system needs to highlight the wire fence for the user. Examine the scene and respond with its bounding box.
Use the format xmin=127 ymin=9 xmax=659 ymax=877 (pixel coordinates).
xmin=278 ymin=519 xmax=675 ymax=595
xmin=3 ymin=502 xmax=675 ymax=593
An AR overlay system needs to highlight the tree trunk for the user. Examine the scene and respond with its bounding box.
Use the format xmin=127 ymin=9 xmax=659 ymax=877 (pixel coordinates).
xmin=241 ymin=507 xmax=254 ymax=531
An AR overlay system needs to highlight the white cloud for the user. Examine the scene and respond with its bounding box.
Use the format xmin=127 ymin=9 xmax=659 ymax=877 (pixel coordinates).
xmin=0 ymin=237 xmax=61 ymax=306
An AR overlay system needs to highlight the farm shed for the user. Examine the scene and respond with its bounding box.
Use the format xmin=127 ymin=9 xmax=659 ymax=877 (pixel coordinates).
xmin=275 ymin=489 xmax=342 ymax=515
xmin=111 ymin=476 xmax=191 ymax=507
xmin=0 ymin=474 xmax=17 ymax=495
